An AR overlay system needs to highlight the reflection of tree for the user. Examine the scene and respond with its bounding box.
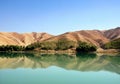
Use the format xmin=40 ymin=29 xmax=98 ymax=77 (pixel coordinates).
xmin=0 ymin=52 xmax=120 ymax=74
xmin=76 ymin=53 xmax=96 ymax=61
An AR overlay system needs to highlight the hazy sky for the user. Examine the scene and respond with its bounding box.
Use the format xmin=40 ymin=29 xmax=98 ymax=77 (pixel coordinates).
xmin=0 ymin=0 xmax=120 ymax=35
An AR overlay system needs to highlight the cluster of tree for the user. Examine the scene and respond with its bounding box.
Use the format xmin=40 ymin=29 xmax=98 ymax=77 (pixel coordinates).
xmin=76 ymin=41 xmax=97 ymax=52
xmin=25 ymin=42 xmax=41 ymax=50
xmin=0 ymin=45 xmax=25 ymax=51
xmin=56 ymin=39 xmax=76 ymax=50
xmin=0 ymin=39 xmax=97 ymax=52
xmin=26 ymin=39 xmax=76 ymax=50
xmin=104 ymin=38 xmax=120 ymax=49
xmin=26 ymin=40 xmax=97 ymax=52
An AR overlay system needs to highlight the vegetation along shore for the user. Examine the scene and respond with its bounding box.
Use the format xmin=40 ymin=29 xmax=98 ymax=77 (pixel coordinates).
xmin=0 ymin=27 xmax=120 ymax=53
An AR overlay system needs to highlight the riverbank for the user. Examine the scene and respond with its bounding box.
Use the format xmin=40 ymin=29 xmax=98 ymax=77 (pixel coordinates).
xmin=96 ymin=48 xmax=120 ymax=53
xmin=0 ymin=48 xmax=120 ymax=54
xmin=34 ymin=48 xmax=120 ymax=53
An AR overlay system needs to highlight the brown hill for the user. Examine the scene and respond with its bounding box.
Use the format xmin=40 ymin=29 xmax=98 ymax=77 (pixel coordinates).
xmin=103 ymin=27 xmax=120 ymax=40
xmin=45 ymin=27 xmax=120 ymax=47
xmin=0 ymin=32 xmax=53 ymax=46
xmin=0 ymin=27 xmax=120 ymax=47
xmin=45 ymin=30 xmax=110 ymax=47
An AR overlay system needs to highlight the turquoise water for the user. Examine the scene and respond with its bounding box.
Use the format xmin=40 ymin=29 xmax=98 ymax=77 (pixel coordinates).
xmin=0 ymin=52 xmax=120 ymax=84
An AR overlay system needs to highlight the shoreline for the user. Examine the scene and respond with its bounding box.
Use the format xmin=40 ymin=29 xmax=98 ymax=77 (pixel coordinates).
xmin=96 ymin=48 xmax=120 ymax=53
xmin=0 ymin=48 xmax=120 ymax=54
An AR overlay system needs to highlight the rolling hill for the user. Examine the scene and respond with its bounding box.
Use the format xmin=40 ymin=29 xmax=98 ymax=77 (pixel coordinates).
xmin=0 ymin=27 xmax=120 ymax=47
xmin=0 ymin=32 xmax=53 ymax=46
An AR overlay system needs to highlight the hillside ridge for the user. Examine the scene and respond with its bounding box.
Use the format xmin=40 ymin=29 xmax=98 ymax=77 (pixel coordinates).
xmin=0 ymin=27 xmax=120 ymax=47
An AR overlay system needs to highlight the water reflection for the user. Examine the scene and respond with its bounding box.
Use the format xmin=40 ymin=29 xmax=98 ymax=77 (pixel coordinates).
xmin=0 ymin=52 xmax=120 ymax=74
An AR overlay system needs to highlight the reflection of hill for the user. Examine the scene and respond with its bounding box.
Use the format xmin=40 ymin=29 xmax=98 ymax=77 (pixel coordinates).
xmin=0 ymin=52 xmax=120 ymax=74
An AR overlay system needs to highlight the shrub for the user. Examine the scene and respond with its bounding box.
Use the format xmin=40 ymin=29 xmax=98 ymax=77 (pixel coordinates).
xmin=76 ymin=41 xmax=97 ymax=52
xmin=104 ymin=38 xmax=120 ymax=49
xmin=56 ymin=39 xmax=76 ymax=50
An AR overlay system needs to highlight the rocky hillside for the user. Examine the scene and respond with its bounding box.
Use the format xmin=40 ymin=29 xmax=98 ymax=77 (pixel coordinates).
xmin=0 ymin=27 xmax=120 ymax=47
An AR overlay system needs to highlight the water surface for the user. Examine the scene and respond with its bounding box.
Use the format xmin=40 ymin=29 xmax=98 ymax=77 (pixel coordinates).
xmin=0 ymin=52 xmax=120 ymax=84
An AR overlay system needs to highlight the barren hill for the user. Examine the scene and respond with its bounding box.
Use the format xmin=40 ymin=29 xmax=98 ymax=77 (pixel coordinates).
xmin=0 ymin=27 xmax=120 ymax=47
xmin=45 ymin=27 xmax=120 ymax=47
xmin=45 ymin=30 xmax=109 ymax=47
xmin=0 ymin=32 xmax=53 ymax=46
xmin=103 ymin=27 xmax=120 ymax=40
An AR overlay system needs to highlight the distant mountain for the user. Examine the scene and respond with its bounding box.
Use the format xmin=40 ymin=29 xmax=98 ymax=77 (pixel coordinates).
xmin=0 ymin=27 xmax=120 ymax=47
xmin=103 ymin=27 xmax=120 ymax=40
xmin=0 ymin=32 xmax=53 ymax=46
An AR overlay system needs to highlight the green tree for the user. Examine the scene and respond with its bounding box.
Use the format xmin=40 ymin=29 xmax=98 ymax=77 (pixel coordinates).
xmin=0 ymin=45 xmax=25 ymax=51
xmin=76 ymin=41 xmax=97 ymax=52
xmin=56 ymin=39 xmax=76 ymax=50
xmin=40 ymin=41 xmax=57 ymax=50
xmin=104 ymin=38 xmax=120 ymax=49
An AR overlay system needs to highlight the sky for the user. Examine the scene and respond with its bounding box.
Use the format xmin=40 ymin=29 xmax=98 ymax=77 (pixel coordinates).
xmin=0 ymin=0 xmax=120 ymax=35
